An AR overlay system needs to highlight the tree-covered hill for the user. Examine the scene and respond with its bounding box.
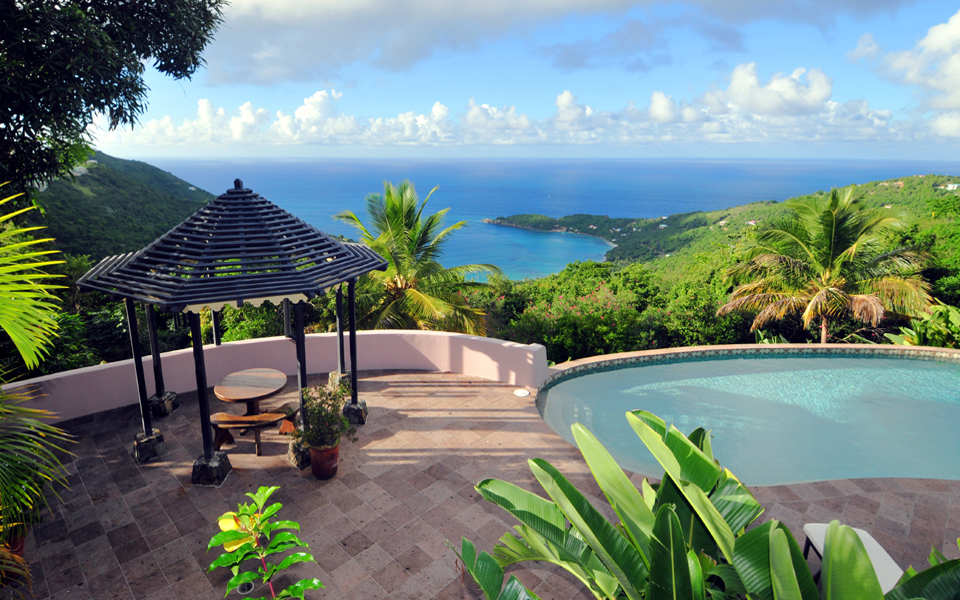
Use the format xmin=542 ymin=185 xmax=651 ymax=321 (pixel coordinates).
xmin=32 ymin=151 xmax=213 ymax=262
xmin=489 ymin=174 xmax=960 ymax=273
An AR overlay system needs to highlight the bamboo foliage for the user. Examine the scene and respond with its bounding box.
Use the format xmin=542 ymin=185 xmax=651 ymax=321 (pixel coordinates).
xmin=336 ymin=180 xmax=501 ymax=335
xmin=718 ymin=186 xmax=931 ymax=342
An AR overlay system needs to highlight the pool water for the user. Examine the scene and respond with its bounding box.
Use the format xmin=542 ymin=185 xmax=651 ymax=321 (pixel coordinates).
xmin=539 ymin=355 xmax=960 ymax=485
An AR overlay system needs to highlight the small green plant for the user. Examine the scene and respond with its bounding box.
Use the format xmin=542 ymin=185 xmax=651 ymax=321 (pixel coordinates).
xmin=885 ymin=301 xmax=960 ymax=348
xmin=207 ymin=486 xmax=322 ymax=599
xmin=294 ymin=382 xmax=356 ymax=448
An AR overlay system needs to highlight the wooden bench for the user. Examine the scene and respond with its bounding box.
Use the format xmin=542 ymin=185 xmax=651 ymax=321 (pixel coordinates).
xmin=211 ymin=412 xmax=288 ymax=456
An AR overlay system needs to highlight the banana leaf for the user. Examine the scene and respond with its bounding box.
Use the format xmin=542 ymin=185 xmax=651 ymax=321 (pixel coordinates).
xmin=883 ymin=558 xmax=960 ymax=600
xmin=475 ymin=479 xmax=587 ymax=559
xmin=529 ymin=458 xmax=649 ymax=600
xmin=653 ymin=476 xmax=720 ymax=560
xmin=687 ymin=427 xmax=714 ymax=461
xmin=627 ymin=412 xmax=720 ymax=494
xmin=769 ymin=528 xmax=803 ymax=600
xmin=708 ymin=475 xmax=764 ymax=535
xmin=454 ymin=538 xmax=540 ymax=600
xmin=649 ymin=505 xmax=694 ymax=600
xmin=688 ymin=549 xmax=706 ymax=600
xmin=820 ymin=521 xmax=883 ymax=600
xmin=494 ymin=525 xmax=620 ymax=599
xmin=732 ymin=521 xmax=818 ymax=600
xmin=572 ymin=423 xmax=655 ymax=564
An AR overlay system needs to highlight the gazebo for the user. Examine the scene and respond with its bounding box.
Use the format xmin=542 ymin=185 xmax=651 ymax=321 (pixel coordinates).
xmin=78 ymin=180 xmax=387 ymax=485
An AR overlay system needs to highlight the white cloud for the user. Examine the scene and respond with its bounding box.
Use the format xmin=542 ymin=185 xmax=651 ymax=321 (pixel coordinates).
xmin=848 ymin=33 xmax=880 ymax=62
xmin=932 ymin=113 xmax=960 ymax=137
xmin=883 ymin=9 xmax=960 ymax=110
xmin=102 ymin=56 xmax=960 ymax=152
xmin=714 ymin=63 xmax=833 ymax=116
xmin=648 ymin=92 xmax=677 ymax=123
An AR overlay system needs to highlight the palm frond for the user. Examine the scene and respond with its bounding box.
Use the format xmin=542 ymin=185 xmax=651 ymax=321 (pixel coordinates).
xmin=846 ymin=294 xmax=885 ymax=326
xmin=801 ymin=287 xmax=847 ymax=327
xmin=751 ymin=297 xmax=809 ymax=330
xmin=0 ymin=386 xmax=74 ymax=543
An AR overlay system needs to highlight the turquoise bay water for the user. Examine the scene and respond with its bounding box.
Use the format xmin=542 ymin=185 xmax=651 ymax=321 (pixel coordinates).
xmin=150 ymin=158 xmax=960 ymax=279
xmin=540 ymin=355 xmax=960 ymax=485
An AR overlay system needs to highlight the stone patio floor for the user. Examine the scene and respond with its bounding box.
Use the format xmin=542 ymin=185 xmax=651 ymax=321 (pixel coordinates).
xmin=12 ymin=370 xmax=960 ymax=600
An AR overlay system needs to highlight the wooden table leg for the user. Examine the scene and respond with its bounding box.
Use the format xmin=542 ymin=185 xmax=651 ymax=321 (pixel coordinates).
xmin=213 ymin=426 xmax=235 ymax=450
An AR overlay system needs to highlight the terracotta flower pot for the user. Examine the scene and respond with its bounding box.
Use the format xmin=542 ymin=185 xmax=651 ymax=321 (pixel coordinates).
xmin=309 ymin=441 xmax=340 ymax=480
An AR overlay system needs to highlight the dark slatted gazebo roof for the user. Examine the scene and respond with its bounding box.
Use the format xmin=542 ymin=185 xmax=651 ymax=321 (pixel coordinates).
xmin=78 ymin=179 xmax=387 ymax=311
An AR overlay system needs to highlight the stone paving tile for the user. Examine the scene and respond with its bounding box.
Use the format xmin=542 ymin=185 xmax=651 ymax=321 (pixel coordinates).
xmin=7 ymin=370 xmax=960 ymax=599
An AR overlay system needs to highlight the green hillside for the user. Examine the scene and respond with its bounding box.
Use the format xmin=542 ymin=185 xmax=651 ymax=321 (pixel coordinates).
xmin=32 ymin=151 xmax=213 ymax=261
xmin=492 ymin=174 xmax=960 ymax=276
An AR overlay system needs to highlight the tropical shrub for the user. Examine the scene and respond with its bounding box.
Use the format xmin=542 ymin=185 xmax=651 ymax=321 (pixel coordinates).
xmin=454 ymin=411 xmax=960 ymax=599
xmin=885 ymin=301 xmax=960 ymax=348
xmin=207 ymin=486 xmax=322 ymax=599
xmin=293 ymin=382 xmax=356 ymax=449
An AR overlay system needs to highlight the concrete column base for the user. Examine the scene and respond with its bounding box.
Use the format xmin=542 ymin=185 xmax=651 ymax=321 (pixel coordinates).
xmin=133 ymin=429 xmax=165 ymax=464
xmin=149 ymin=391 xmax=180 ymax=418
xmin=343 ymin=400 xmax=367 ymax=425
xmin=191 ymin=452 xmax=232 ymax=487
xmin=286 ymin=441 xmax=311 ymax=470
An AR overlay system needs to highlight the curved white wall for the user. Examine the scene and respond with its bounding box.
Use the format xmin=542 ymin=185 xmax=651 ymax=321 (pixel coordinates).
xmin=4 ymin=331 xmax=548 ymax=421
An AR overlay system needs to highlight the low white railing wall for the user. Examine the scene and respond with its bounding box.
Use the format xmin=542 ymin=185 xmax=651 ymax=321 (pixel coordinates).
xmin=4 ymin=331 xmax=549 ymax=421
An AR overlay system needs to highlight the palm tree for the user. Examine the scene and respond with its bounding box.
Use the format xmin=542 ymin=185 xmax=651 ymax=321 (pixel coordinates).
xmin=0 ymin=183 xmax=72 ymax=587
xmin=335 ymin=180 xmax=501 ymax=335
xmin=717 ymin=186 xmax=931 ymax=343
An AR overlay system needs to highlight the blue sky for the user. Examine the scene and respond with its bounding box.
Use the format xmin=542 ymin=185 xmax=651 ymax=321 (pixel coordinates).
xmin=94 ymin=0 xmax=960 ymax=160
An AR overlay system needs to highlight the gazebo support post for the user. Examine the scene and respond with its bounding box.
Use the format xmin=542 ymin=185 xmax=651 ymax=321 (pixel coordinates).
xmin=343 ymin=278 xmax=367 ymax=424
xmin=188 ymin=311 xmax=231 ymax=486
xmin=126 ymin=299 xmax=165 ymax=463
xmin=284 ymin=299 xmax=292 ymax=338
xmin=212 ymin=310 xmax=223 ymax=346
xmin=294 ymin=301 xmax=307 ymax=414
xmin=336 ymin=285 xmax=346 ymax=375
xmin=145 ymin=305 xmax=179 ymax=418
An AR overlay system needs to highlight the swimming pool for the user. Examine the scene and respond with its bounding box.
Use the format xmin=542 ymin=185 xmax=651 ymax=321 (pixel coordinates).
xmin=537 ymin=347 xmax=960 ymax=485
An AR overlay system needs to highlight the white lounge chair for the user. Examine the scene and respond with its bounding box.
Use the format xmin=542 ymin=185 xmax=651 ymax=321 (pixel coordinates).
xmin=802 ymin=523 xmax=904 ymax=593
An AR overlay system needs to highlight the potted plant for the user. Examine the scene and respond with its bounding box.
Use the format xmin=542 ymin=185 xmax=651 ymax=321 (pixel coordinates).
xmin=293 ymin=382 xmax=355 ymax=479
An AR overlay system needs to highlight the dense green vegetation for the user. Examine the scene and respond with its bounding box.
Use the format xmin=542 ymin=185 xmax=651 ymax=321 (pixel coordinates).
xmin=32 ymin=152 xmax=212 ymax=262
xmin=12 ymin=159 xmax=960 ymax=373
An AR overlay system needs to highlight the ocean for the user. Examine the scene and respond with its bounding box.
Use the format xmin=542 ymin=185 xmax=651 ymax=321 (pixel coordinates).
xmin=150 ymin=158 xmax=960 ymax=280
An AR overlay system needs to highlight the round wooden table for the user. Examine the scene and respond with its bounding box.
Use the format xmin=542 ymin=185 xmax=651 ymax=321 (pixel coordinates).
xmin=214 ymin=367 xmax=288 ymax=416
xmin=212 ymin=368 xmax=289 ymax=454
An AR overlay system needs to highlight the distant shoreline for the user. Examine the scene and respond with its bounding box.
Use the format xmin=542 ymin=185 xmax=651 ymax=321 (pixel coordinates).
xmin=480 ymin=218 xmax=618 ymax=249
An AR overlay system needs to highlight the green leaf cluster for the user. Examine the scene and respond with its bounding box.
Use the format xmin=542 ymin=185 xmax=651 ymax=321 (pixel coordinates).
xmin=294 ymin=382 xmax=356 ymax=449
xmin=206 ymin=486 xmax=322 ymax=600
xmin=454 ymin=410 xmax=960 ymax=599
xmin=885 ymin=301 xmax=960 ymax=348
xmin=0 ymin=1 xmax=225 ymax=192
